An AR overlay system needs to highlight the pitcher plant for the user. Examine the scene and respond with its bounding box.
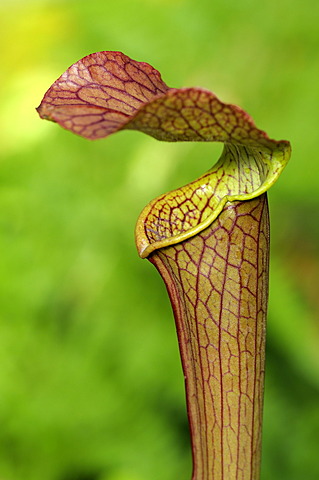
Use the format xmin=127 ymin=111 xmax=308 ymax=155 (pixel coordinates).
xmin=37 ymin=51 xmax=291 ymax=480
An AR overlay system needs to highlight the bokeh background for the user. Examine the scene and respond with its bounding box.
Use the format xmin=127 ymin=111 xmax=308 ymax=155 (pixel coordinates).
xmin=1 ymin=0 xmax=319 ymax=479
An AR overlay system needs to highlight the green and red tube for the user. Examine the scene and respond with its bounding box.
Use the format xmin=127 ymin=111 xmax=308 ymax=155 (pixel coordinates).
xmin=37 ymin=51 xmax=291 ymax=479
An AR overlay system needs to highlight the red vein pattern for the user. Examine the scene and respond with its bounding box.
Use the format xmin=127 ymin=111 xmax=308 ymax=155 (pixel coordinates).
xmin=150 ymin=195 xmax=269 ymax=480
xmin=37 ymin=51 xmax=289 ymax=155
xmin=135 ymin=144 xmax=281 ymax=258
xmin=37 ymin=51 xmax=169 ymax=139
xmin=126 ymin=88 xmax=281 ymax=148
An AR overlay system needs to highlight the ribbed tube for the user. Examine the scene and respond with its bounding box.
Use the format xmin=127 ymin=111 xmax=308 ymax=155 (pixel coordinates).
xmin=149 ymin=195 xmax=269 ymax=480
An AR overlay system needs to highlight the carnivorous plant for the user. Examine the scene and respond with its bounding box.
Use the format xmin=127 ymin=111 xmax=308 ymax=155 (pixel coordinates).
xmin=37 ymin=51 xmax=291 ymax=480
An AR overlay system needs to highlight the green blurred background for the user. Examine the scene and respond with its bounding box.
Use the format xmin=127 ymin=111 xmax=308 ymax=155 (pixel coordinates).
xmin=1 ymin=0 xmax=319 ymax=479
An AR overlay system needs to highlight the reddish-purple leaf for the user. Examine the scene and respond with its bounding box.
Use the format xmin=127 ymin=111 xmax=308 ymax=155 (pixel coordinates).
xmin=37 ymin=51 xmax=169 ymax=139
xmin=37 ymin=51 xmax=288 ymax=152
